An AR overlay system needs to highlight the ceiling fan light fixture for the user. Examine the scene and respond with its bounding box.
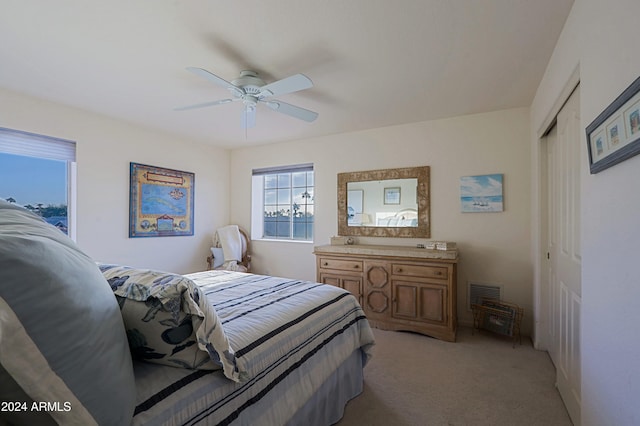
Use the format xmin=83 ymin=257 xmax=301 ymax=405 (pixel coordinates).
xmin=243 ymin=95 xmax=258 ymax=108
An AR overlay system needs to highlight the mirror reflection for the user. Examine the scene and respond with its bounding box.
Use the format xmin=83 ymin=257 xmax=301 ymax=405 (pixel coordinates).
xmin=337 ymin=166 xmax=430 ymax=238
xmin=347 ymin=179 xmax=418 ymax=227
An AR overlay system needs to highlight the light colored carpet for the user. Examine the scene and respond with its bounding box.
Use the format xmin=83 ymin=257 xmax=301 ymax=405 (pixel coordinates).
xmin=337 ymin=327 xmax=572 ymax=426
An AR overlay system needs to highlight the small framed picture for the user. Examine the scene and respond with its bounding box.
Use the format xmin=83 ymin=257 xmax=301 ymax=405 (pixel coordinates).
xmin=586 ymin=76 xmax=640 ymax=173
xmin=384 ymin=187 xmax=401 ymax=205
xmin=460 ymin=174 xmax=504 ymax=213
xmin=624 ymin=98 xmax=640 ymax=138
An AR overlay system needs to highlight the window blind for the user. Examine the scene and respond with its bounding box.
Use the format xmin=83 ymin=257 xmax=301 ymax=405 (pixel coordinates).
xmin=0 ymin=127 xmax=76 ymax=162
xmin=252 ymin=163 xmax=313 ymax=176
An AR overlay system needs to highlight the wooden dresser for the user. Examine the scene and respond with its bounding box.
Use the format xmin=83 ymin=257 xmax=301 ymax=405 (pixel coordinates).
xmin=314 ymin=244 xmax=458 ymax=342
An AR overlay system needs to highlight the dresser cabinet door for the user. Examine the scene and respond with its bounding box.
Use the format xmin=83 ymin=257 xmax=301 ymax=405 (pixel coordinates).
xmin=342 ymin=276 xmax=363 ymax=305
xmin=392 ymin=280 xmax=447 ymax=325
xmin=319 ymin=272 xmax=363 ymax=306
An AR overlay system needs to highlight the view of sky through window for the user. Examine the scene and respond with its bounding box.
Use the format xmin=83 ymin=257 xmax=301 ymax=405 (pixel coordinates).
xmin=0 ymin=152 xmax=69 ymax=233
xmin=0 ymin=152 xmax=67 ymax=207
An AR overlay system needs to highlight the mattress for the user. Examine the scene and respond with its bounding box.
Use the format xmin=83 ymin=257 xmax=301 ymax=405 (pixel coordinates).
xmin=131 ymin=270 xmax=375 ymax=425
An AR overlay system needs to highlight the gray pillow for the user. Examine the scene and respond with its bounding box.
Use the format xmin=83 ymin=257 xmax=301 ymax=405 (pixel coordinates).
xmin=0 ymin=200 xmax=136 ymax=425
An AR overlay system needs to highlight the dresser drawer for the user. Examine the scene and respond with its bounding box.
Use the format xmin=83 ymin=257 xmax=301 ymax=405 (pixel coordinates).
xmin=392 ymin=263 xmax=448 ymax=280
xmin=318 ymin=257 xmax=363 ymax=272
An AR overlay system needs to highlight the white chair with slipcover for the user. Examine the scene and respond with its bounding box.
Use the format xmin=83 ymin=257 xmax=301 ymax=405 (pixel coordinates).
xmin=206 ymin=225 xmax=251 ymax=272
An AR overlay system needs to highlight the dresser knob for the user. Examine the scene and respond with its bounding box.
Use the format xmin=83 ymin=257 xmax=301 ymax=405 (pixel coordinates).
xmin=354 ymin=265 xmax=359 ymax=269
xmin=323 ymin=262 xmax=328 ymax=266
xmin=397 ymin=268 xmax=403 ymax=273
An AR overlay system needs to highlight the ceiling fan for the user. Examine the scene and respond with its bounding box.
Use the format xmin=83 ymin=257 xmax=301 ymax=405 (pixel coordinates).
xmin=175 ymin=67 xmax=318 ymax=129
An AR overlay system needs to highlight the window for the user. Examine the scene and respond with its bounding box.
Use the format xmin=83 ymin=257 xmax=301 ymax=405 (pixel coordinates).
xmin=0 ymin=128 xmax=76 ymax=238
xmin=252 ymin=163 xmax=314 ymax=241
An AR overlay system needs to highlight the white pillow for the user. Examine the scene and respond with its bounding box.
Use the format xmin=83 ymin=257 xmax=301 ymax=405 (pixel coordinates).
xmin=210 ymin=247 xmax=225 ymax=268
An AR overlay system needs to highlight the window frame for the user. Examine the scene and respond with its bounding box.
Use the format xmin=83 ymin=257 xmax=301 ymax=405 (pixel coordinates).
xmin=0 ymin=127 xmax=77 ymax=240
xmin=251 ymin=163 xmax=314 ymax=242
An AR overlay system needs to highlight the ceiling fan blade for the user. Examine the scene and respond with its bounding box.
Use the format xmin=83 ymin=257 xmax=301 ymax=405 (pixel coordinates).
xmin=263 ymin=100 xmax=318 ymax=122
xmin=186 ymin=67 xmax=244 ymax=97
xmin=241 ymin=105 xmax=256 ymax=129
xmin=258 ymin=74 xmax=313 ymax=98
xmin=174 ymin=98 xmax=234 ymax=111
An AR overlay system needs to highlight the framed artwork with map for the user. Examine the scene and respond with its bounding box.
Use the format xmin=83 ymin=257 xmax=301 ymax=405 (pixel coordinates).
xmin=129 ymin=162 xmax=194 ymax=237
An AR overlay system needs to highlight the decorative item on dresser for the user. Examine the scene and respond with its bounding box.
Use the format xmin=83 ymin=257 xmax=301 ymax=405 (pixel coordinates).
xmin=314 ymin=244 xmax=458 ymax=342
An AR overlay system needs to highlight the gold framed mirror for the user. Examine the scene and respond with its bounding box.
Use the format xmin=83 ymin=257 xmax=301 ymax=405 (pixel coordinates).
xmin=337 ymin=166 xmax=430 ymax=238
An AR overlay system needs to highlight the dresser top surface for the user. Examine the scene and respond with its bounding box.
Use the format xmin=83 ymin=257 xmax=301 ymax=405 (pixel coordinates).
xmin=314 ymin=244 xmax=458 ymax=261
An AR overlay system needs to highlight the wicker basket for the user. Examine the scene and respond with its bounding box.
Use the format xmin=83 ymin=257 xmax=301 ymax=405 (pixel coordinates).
xmin=471 ymin=298 xmax=524 ymax=347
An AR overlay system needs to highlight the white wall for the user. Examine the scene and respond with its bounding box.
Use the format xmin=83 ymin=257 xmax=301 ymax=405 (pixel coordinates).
xmin=230 ymin=107 xmax=533 ymax=332
xmin=531 ymin=1 xmax=640 ymax=424
xmin=0 ymin=88 xmax=230 ymax=274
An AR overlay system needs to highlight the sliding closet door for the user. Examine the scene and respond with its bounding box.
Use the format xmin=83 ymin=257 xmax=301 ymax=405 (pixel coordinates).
xmin=546 ymin=85 xmax=581 ymax=425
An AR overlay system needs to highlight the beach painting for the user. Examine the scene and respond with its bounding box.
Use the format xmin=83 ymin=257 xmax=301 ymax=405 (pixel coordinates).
xmin=460 ymin=174 xmax=504 ymax=213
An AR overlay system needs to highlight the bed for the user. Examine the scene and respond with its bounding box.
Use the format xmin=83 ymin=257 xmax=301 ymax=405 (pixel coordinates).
xmin=123 ymin=269 xmax=375 ymax=426
xmin=0 ymin=200 xmax=374 ymax=426
xmin=375 ymin=208 xmax=418 ymax=227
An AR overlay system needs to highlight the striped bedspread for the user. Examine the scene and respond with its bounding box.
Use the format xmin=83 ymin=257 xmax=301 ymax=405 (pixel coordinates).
xmin=132 ymin=270 xmax=375 ymax=425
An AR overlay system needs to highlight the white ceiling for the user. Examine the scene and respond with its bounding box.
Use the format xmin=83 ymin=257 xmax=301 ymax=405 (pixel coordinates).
xmin=0 ymin=0 xmax=573 ymax=148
